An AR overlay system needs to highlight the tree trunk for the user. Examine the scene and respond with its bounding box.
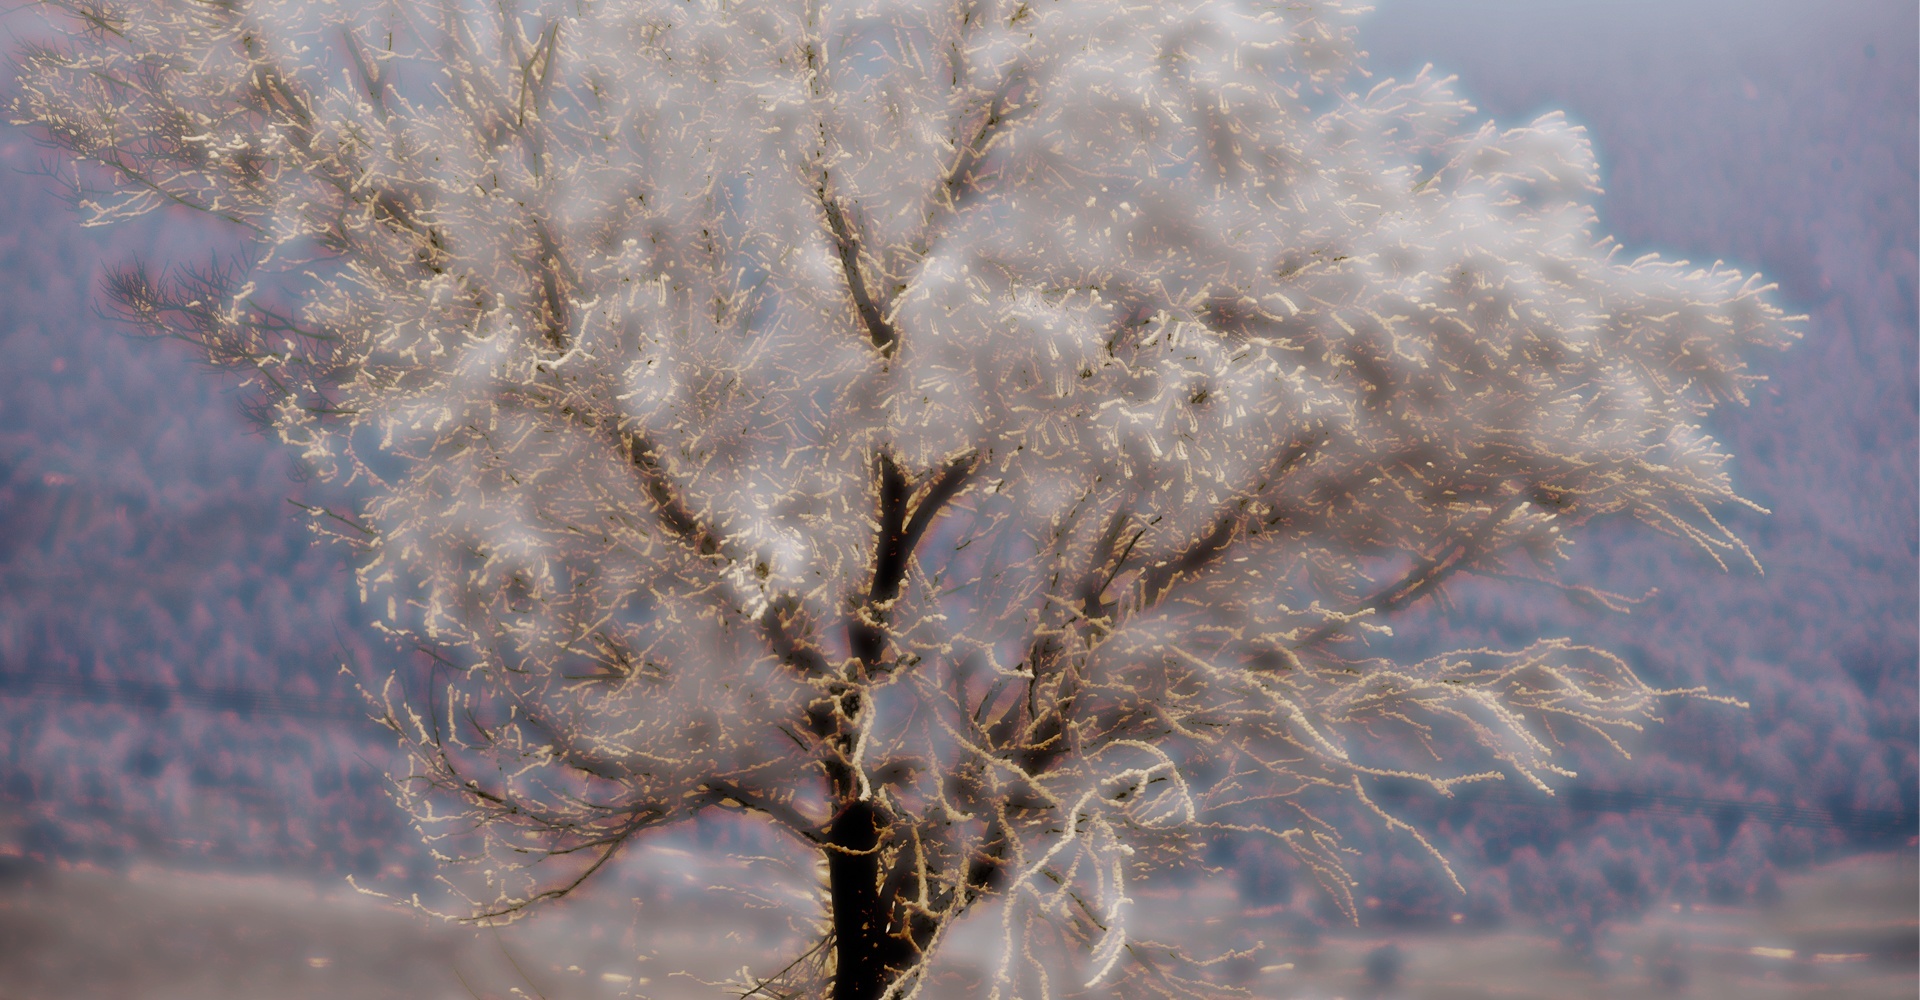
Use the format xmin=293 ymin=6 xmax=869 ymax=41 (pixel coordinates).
xmin=827 ymin=797 xmax=898 ymax=1000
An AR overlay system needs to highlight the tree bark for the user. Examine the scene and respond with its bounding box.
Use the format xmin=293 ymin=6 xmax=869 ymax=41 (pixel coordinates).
xmin=828 ymin=450 xmax=978 ymax=999
xmin=827 ymin=796 xmax=900 ymax=1000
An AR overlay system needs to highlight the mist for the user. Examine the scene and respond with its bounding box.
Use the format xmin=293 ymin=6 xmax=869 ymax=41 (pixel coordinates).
xmin=0 ymin=1 xmax=1912 ymax=996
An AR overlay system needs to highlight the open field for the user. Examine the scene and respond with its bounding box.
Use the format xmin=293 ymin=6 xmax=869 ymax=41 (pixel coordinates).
xmin=1243 ymin=850 xmax=1919 ymax=999
xmin=0 ymin=848 xmax=1910 ymax=1000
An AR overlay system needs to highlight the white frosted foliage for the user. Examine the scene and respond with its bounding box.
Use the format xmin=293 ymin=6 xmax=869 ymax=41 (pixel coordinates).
xmin=16 ymin=0 xmax=1794 ymax=996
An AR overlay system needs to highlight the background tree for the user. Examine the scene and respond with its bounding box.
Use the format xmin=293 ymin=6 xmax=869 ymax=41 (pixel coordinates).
xmin=14 ymin=0 xmax=1796 ymax=996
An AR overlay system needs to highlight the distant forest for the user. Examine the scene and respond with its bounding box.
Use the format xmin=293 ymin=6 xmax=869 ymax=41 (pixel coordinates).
xmin=0 ymin=0 xmax=1911 ymax=944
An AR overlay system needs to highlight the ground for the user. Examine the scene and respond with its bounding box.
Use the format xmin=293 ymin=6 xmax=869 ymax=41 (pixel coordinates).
xmin=0 ymin=847 xmax=1910 ymax=999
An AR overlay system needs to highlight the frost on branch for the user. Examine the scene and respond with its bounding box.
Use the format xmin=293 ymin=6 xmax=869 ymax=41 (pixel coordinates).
xmin=14 ymin=0 xmax=1796 ymax=995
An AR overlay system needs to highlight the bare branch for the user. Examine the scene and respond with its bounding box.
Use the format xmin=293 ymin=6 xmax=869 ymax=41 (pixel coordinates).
xmin=821 ymin=189 xmax=899 ymax=355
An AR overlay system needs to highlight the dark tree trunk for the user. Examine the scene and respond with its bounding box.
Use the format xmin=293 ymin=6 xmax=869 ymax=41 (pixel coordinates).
xmin=827 ymin=797 xmax=900 ymax=1000
xmin=827 ymin=451 xmax=978 ymax=1000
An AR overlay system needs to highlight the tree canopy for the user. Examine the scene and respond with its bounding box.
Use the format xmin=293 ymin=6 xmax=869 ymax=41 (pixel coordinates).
xmin=14 ymin=0 xmax=1795 ymax=996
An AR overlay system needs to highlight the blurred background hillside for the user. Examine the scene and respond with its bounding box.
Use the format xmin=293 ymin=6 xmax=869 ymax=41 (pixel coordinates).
xmin=0 ymin=1 xmax=1912 ymax=996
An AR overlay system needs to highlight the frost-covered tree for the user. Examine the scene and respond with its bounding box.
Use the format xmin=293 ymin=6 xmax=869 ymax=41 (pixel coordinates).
xmin=14 ymin=0 xmax=1795 ymax=996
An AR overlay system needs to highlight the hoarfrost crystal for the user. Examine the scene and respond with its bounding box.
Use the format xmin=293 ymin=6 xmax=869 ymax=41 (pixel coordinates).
xmin=16 ymin=0 xmax=1795 ymax=996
